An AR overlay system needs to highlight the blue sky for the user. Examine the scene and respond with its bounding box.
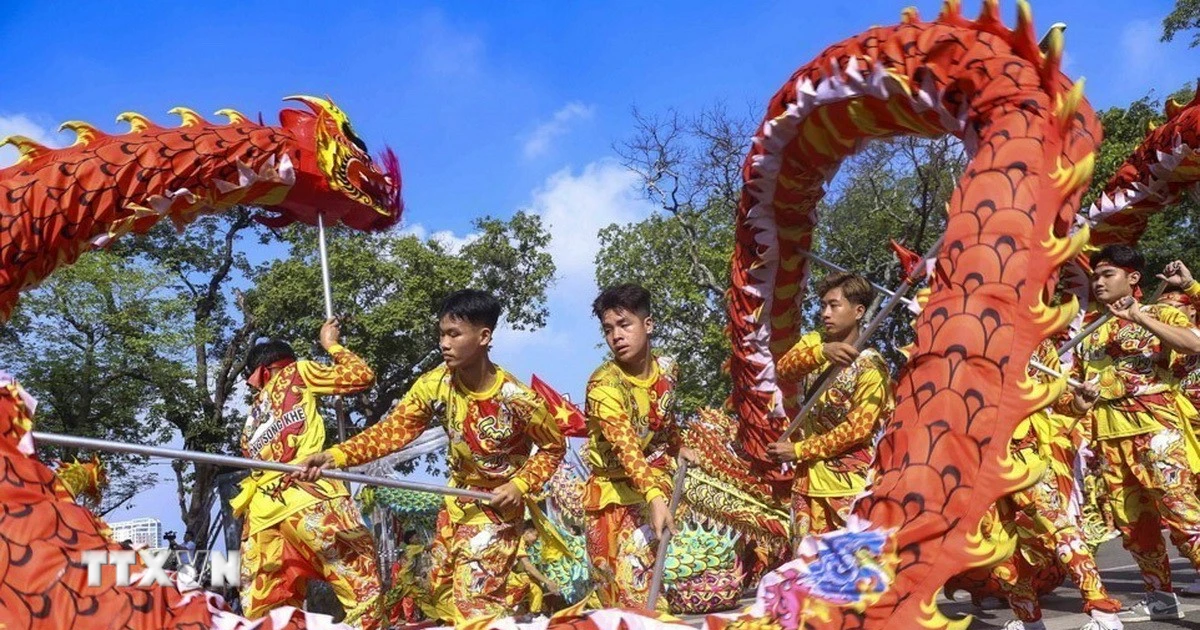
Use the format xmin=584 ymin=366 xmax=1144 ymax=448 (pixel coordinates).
xmin=4 ymin=0 xmax=1198 ymax=545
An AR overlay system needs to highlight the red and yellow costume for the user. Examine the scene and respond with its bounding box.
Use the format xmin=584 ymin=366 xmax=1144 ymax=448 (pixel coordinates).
xmin=1064 ymin=303 xmax=1200 ymax=592
xmin=583 ymin=355 xmax=680 ymax=609
xmin=775 ymin=332 xmax=893 ymax=542
xmin=326 ymin=364 xmax=565 ymax=623
xmin=233 ymin=344 xmax=381 ymax=628
xmin=992 ymin=340 xmax=1120 ymax=622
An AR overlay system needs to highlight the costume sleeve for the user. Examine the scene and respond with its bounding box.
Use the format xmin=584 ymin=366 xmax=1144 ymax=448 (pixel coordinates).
xmin=511 ymin=395 xmax=566 ymax=494
xmin=791 ymin=357 xmax=891 ymax=462
xmin=1185 ymin=280 xmax=1200 ymax=300
xmin=776 ymin=332 xmax=827 ymax=382
xmin=327 ymin=373 xmax=435 ymax=467
xmin=659 ymin=360 xmax=683 ymax=454
xmin=587 ymin=379 xmax=668 ymax=503
xmin=296 ymin=344 xmax=376 ymax=395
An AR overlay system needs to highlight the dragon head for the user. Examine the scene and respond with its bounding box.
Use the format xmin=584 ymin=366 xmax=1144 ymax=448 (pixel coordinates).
xmin=275 ymin=95 xmax=403 ymax=232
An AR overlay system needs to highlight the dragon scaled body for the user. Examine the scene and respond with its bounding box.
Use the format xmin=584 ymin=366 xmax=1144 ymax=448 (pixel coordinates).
xmin=0 ymin=95 xmax=402 ymax=319
xmin=722 ymin=1 xmax=1100 ymax=627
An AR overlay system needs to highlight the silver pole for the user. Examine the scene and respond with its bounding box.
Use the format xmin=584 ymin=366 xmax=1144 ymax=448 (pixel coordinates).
xmin=33 ymin=431 xmax=494 ymax=502
xmin=316 ymin=213 xmax=346 ymax=442
xmin=782 ymin=236 xmax=944 ymax=440
xmin=645 ymin=457 xmax=689 ymax=610
xmin=797 ymin=248 xmax=917 ymax=309
xmin=316 ymin=213 xmax=335 ymax=320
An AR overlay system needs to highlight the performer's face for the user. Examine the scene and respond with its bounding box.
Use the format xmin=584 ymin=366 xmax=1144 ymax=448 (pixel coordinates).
xmin=820 ymin=287 xmax=864 ymax=339
xmin=438 ymin=315 xmax=492 ymax=369
xmin=1091 ymin=262 xmax=1138 ymax=305
xmin=600 ymin=308 xmax=653 ymax=367
xmin=1160 ymin=292 xmax=1197 ymax=324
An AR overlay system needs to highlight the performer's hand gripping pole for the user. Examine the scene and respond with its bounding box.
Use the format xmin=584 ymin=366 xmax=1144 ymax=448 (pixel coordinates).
xmin=33 ymin=431 xmax=495 ymax=502
xmin=781 ymin=236 xmax=944 ymax=441
xmin=646 ymin=456 xmax=690 ymax=610
xmin=1055 ymin=283 xmax=1168 ymax=357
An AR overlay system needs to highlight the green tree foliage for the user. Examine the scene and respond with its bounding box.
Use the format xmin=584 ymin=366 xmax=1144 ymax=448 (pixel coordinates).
xmin=117 ymin=208 xmax=271 ymax=548
xmin=249 ymin=212 xmax=555 ymax=472
xmin=0 ymin=250 xmax=186 ymax=515
xmin=1162 ymin=0 xmax=1200 ymax=47
xmin=1084 ymin=83 xmax=1199 ymax=279
xmin=598 ymin=106 xmax=748 ymax=411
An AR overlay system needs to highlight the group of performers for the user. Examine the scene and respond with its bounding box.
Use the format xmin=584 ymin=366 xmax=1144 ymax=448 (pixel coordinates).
xmin=230 ymin=243 xmax=1200 ymax=630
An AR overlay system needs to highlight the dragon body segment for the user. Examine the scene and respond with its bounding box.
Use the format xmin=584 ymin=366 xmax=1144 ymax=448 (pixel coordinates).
xmin=0 ymin=96 xmax=401 ymax=319
xmin=725 ymin=2 xmax=1098 ymax=626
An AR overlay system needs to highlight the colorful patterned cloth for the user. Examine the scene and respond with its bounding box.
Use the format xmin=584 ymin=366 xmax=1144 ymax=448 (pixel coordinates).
xmin=582 ymin=354 xmax=680 ymax=608
xmin=239 ymin=495 xmax=382 ymax=629
xmin=582 ymin=355 xmax=680 ymax=509
xmin=426 ymin=509 xmax=526 ymax=623
xmin=327 ymin=363 xmax=565 ymax=620
xmin=328 ymin=363 xmax=565 ymax=525
xmin=776 ymin=331 xmax=893 ymax=541
xmin=1066 ymin=304 xmax=1200 ymax=591
xmin=235 ymin=344 xmax=375 ymax=534
xmin=585 ymin=502 xmax=660 ymax=610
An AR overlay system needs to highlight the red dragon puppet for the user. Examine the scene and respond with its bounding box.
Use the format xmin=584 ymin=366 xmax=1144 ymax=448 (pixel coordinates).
xmin=0 ymin=95 xmax=401 ymax=629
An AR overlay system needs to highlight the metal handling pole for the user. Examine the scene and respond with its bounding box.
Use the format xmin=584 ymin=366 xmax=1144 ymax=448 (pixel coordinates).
xmin=781 ymin=235 xmax=944 ymax=440
xmin=645 ymin=457 xmax=689 ymax=610
xmin=33 ymin=431 xmax=495 ymax=502
xmin=316 ymin=214 xmax=335 ymax=320
xmin=316 ymin=213 xmax=347 ymax=442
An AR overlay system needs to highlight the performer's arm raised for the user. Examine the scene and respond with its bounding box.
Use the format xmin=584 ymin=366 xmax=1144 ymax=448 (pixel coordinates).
xmin=296 ymin=318 xmax=376 ymax=394
xmin=791 ymin=356 xmax=890 ymax=463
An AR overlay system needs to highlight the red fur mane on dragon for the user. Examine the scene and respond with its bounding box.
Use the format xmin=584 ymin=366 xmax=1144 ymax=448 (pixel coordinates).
xmin=1 ymin=3 xmax=1199 ymax=629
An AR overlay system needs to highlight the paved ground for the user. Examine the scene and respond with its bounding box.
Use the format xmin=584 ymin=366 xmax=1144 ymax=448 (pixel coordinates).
xmin=947 ymin=538 xmax=1200 ymax=630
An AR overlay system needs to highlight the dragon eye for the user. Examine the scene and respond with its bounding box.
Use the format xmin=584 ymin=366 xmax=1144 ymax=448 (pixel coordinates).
xmin=341 ymin=121 xmax=370 ymax=156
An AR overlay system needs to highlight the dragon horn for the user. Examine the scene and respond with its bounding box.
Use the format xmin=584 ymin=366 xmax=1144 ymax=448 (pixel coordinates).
xmin=215 ymin=108 xmax=251 ymax=125
xmin=0 ymin=135 xmax=50 ymax=165
xmin=59 ymin=121 xmax=105 ymax=147
xmin=167 ymin=107 xmax=207 ymax=127
xmin=283 ymin=94 xmax=338 ymax=117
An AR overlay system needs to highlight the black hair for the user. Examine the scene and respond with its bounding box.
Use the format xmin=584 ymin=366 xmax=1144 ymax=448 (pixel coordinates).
xmin=245 ymin=340 xmax=297 ymax=375
xmin=438 ymin=289 xmax=502 ymax=329
xmin=1090 ymin=244 xmax=1145 ymax=277
xmin=592 ymin=283 xmax=652 ymax=320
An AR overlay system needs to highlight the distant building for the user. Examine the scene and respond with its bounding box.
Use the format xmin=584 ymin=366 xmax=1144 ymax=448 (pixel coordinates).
xmin=109 ymin=517 xmax=163 ymax=547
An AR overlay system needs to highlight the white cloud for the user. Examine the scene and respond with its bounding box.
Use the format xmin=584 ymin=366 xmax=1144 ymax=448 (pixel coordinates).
xmin=525 ymin=160 xmax=656 ymax=296
xmin=522 ymin=102 xmax=596 ymax=159
xmin=399 ymin=223 xmax=480 ymax=254
xmin=0 ymin=114 xmax=65 ymax=167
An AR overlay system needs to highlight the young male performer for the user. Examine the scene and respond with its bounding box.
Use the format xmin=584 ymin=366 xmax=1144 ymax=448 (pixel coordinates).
xmin=1065 ymin=245 xmax=1200 ymax=622
xmin=296 ymin=290 xmax=566 ymax=623
xmin=767 ymin=272 xmax=893 ymax=542
xmin=584 ymin=283 xmax=683 ymax=609
xmin=992 ymin=339 xmax=1123 ymax=630
xmin=235 ymin=318 xmax=381 ymax=629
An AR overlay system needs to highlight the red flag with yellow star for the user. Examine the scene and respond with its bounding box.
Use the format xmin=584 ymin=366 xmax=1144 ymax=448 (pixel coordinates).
xmin=530 ymin=375 xmax=587 ymax=438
